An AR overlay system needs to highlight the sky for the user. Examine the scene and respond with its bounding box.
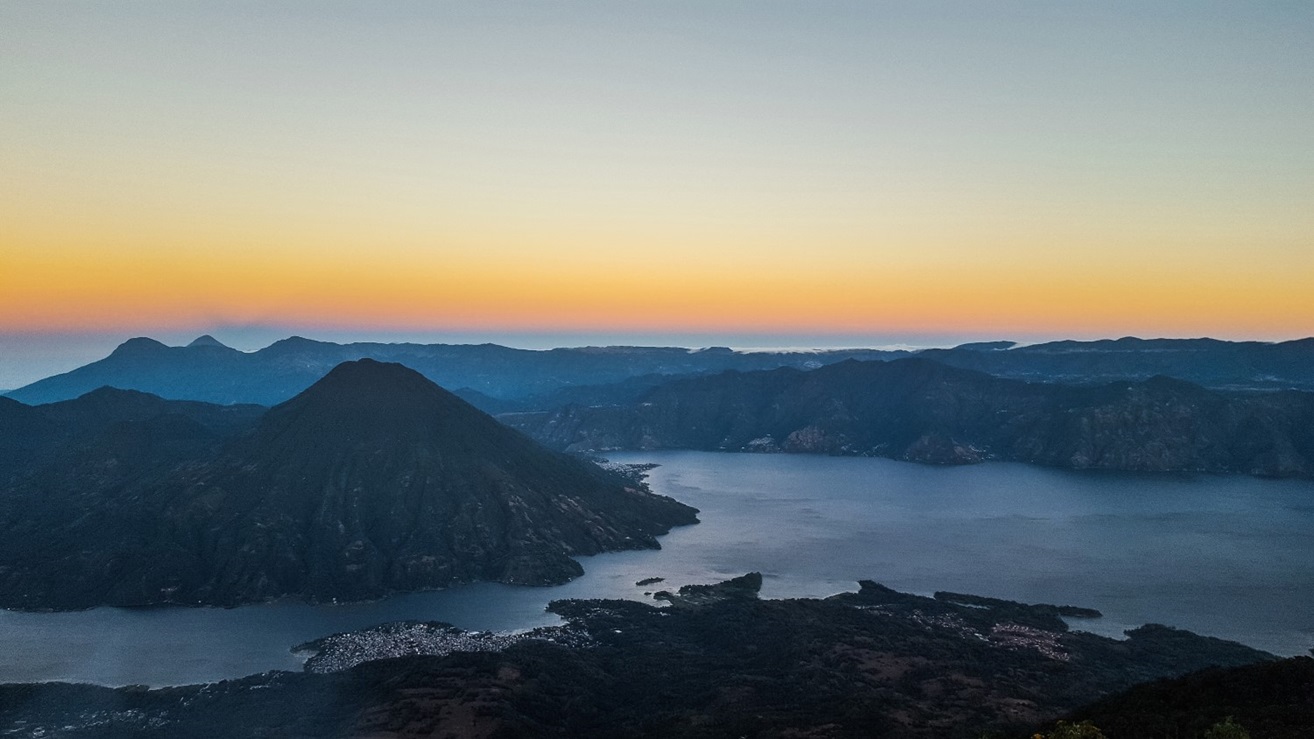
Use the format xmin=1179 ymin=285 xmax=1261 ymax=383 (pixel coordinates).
xmin=2 ymin=2 xmax=1312 ymax=388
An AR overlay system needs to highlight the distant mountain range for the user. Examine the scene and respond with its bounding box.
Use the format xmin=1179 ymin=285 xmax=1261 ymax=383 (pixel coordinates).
xmin=922 ymin=336 xmax=1314 ymax=391
xmin=2 ymin=335 xmax=908 ymax=407
xmin=7 ymin=335 xmax=1314 ymax=410
xmin=506 ymin=357 xmax=1314 ymax=478
xmin=7 ymin=334 xmax=1314 ymax=480
xmin=0 ymin=360 xmax=696 ymax=609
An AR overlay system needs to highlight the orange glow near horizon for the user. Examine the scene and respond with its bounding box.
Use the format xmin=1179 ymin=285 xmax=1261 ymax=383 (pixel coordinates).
xmin=3 ymin=4 xmax=1312 ymax=346
xmin=4 ymin=223 xmax=1311 ymax=341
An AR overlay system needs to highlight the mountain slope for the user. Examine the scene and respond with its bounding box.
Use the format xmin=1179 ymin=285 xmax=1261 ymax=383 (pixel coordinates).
xmin=0 ymin=360 xmax=697 ymax=609
xmin=0 ymin=387 xmax=264 ymax=483
xmin=1063 ymin=656 xmax=1314 ymax=739
xmin=506 ymin=358 xmax=1314 ymax=477
xmin=0 ymin=396 xmax=58 ymax=472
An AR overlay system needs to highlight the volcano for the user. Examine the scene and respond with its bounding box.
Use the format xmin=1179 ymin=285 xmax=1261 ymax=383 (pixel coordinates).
xmin=0 ymin=360 xmax=697 ymax=608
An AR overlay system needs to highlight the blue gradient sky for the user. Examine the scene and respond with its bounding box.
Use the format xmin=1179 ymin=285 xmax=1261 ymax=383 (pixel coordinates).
xmin=2 ymin=2 xmax=1311 ymax=388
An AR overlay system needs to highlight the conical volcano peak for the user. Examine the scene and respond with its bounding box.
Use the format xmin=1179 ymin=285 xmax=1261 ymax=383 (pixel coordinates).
xmin=186 ymin=334 xmax=230 ymax=349
xmin=292 ymin=359 xmax=453 ymax=407
xmin=317 ymin=357 xmax=422 ymax=384
xmin=0 ymin=363 xmax=699 ymax=608
xmin=109 ymin=337 xmax=168 ymax=356
xmin=254 ymin=359 xmax=492 ymax=453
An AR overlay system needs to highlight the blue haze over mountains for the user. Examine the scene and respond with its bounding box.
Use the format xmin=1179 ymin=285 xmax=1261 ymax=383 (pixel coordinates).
xmin=5 ymin=334 xmax=1314 ymax=481
xmin=3 ymin=337 xmax=1313 ymax=735
xmin=5 ymin=336 xmax=906 ymax=408
xmin=7 ymin=335 xmax=1314 ymax=410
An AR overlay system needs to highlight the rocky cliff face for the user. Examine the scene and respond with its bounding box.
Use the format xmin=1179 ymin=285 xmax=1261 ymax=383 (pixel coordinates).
xmin=505 ymin=358 xmax=1314 ymax=477
xmin=0 ymin=360 xmax=697 ymax=609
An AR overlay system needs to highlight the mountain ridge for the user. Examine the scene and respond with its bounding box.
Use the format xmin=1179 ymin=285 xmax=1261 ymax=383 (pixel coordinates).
xmin=0 ymin=360 xmax=697 ymax=609
xmin=505 ymin=356 xmax=1314 ymax=477
xmin=5 ymin=337 xmax=911 ymax=407
xmin=12 ymin=334 xmax=1313 ymax=410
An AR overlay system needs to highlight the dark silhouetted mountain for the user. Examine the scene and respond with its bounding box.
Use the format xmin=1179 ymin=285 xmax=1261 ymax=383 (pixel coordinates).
xmin=506 ymin=358 xmax=1314 ymax=477
xmin=0 ymin=396 xmax=59 ymax=472
xmin=0 ymin=360 xmax=696 ymax=609
xmin=4 ymin=336 xmax=911 ymax=407
xmin=0 ymin=387 xmax=264 ymax=484
xmin=1062 ymin=655 xmax=1314 ymax=739
xmin=36 ymin=386 xmax=262 ymax=438
xmin=0 ymin=577 xmax=1274 ymax=738
xmin=927 ymin=336 xmax=1314 ymax=391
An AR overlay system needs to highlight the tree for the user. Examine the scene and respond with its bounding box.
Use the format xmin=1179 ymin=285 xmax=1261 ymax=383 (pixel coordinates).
xmin=1040 ymin=720 xmax=1107 ymax=739
xmin=1204 ymin=716 xmax=1251 ymax=739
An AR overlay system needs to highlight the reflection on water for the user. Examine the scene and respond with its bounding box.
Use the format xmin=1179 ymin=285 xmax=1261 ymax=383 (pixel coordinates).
xmin=2 ymin=451 xmax=1311 ymax=686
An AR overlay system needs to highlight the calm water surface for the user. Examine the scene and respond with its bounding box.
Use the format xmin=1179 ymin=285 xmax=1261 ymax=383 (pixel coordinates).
xmin=2 ymin=451 xmax=1311 ymax=686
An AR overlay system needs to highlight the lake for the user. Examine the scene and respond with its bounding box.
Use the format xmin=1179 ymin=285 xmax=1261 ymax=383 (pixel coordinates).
xmin=2 ymin=451 xmax=1311 ymax=686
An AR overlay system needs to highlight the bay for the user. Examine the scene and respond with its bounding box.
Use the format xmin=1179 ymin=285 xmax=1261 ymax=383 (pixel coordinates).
xmin=1 ymin=451 xmax=1311 ymax=686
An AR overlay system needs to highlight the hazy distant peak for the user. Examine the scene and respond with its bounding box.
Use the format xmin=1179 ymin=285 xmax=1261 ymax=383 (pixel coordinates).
xmin=74 ymin=385 xmax=161 ymax=403
xmin=260 ymin=335 xmax=333 ymax=353
xmin=186 ymin=334 xmax=230 ymax=349
xmin=109 ymin=337 xmax=168 ymax=356
xmin=951 ymin=341 xmax=1016 ymax=352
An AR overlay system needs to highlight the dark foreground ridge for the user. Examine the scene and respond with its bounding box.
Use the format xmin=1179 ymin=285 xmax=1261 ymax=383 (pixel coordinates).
xmin=1066 ymin=655 xmax=1314 ymax=739
xmin=0 ymin=360 xmax=697 ymax=609
xmin=0 ymin=576 xmax=1285 ymax=738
